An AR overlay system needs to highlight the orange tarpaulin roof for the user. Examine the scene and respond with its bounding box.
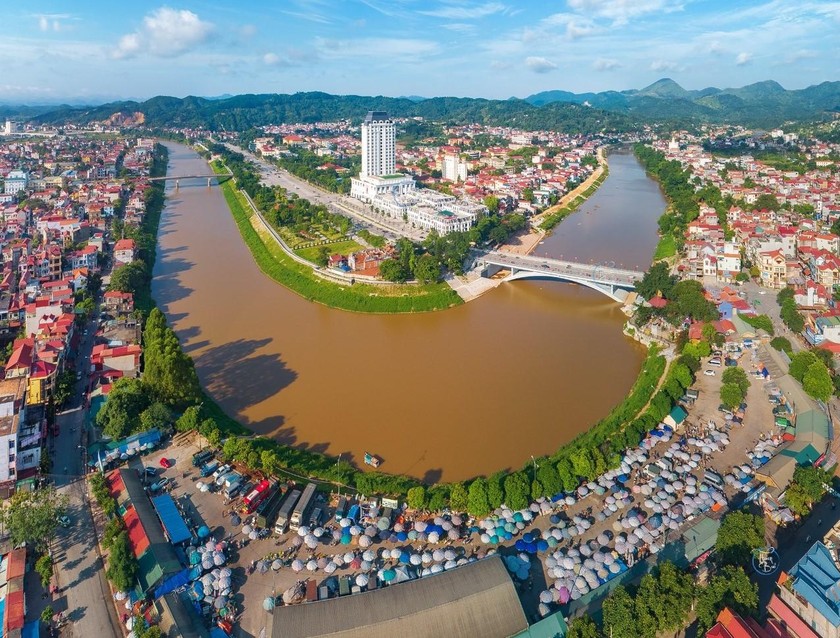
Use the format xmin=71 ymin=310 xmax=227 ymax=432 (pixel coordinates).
xmin=123 ymin=505 xmax=150 ymax=558
xmin=4 ymin=590 xmax=25 ymax=632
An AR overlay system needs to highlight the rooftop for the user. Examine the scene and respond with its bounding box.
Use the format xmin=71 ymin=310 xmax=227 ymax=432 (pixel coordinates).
xmin=269 ymin=555 xmax=528 ymax=638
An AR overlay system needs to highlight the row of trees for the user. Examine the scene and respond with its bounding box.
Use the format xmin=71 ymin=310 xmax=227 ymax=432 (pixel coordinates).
xmin=97 ymin=307 xmax=201 ymax=439
xmin=274 ymin=147 xmax=358 ymax=194
xmin=788 ymin=349 xmax=835 ymax=402
xmin=90 ymin=469 xmax=140 ymax=592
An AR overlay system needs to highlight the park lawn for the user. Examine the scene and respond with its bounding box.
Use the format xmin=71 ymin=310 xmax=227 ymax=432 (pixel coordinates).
xmin=652 ymin=234 xmax=677 ymax=260
xmin=296 ymin=240 xmax=363 ymax=262
xmin=219 ymin=178 xmax=461 ymax=313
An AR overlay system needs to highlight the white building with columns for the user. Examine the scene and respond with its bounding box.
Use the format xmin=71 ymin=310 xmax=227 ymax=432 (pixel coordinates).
xmin=351 ymin=110 xmax=484 ymax=235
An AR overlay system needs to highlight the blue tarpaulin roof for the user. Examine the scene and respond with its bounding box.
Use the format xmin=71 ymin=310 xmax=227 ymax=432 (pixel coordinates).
xmin=151 ymin=494 xmax=192 ymax=545
xmin=209 ymin=628 xmax=230 ymax=638
xmin=154 ymin=567 xmax=192 ymax=600
xmin=21 ymin=621 xmax=40 ymax=638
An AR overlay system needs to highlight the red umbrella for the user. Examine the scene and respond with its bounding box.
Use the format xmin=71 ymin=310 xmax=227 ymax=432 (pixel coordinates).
xmin=351 ymin=557 xmax=362 ymax=570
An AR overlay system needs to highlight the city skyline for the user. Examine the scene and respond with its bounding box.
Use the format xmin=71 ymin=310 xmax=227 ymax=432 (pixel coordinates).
xmin=1 ymin=1 xmax=838 ymax=104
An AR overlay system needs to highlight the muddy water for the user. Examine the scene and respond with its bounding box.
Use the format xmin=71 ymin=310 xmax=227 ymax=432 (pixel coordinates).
xmin=534 ymin=150 xmax=667 ymax=270
xmin=152 ymin=143 xmax=659 ymax=482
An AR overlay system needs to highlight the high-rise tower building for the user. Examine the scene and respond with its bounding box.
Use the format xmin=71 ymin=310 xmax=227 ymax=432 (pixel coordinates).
xmin=360 ymin=111 xmax=396 ymax=178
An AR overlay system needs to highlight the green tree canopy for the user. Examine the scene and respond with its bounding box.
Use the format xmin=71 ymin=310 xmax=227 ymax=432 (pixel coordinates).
xmin=720 ymin=382 xmax=745 ymax=409
xmin=803 ymin=361 xmax=833 ymax=402
xmin=722 ymin=367 xmax=750 ymax=395
xmin=635 ymin=261 xmax=677 ymax=300
xmin=696 ymin=566 xmax=758 ymax=632
xmin=602 ymin=586 xmax=636 ymax=637
xmin=715 ymin=511 xmax=765 ymax=567
xmin=105 ymin=531 xmax=139 ymax=591
xmin=140 ymin=402 xmax=174 ymax=432
xmin=1 ymin=488 xmax=68 ymax=552
xmin=95 ymin=377 xmax=151 ymax=439
xmin=503 ymin=472 xmax=530 ymax=510
xmin=566 ymin=616 xmax=600 ymax=638
xmin=789 ymin=350 xmax=819 ymax=383
xmin=449 ymin=482 xmax=468 ymax=512
xmin=406 ymin=486 xmax=426 ymax=510
xmin=467 ymin=478 xmax=490 ymax=517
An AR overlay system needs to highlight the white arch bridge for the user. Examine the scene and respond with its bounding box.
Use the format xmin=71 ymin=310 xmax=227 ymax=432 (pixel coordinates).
xmin=478 ymin=252 xmax=644 ymax=303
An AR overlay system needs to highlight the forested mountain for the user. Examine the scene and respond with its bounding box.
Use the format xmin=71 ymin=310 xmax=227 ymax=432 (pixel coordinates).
xmin=525 ymin=78 xmax=840 ymax=126
xmin=22 ymin=77 xmax=840 ymax=132
xmin=30 ymin=92 xmax=634 ymax=134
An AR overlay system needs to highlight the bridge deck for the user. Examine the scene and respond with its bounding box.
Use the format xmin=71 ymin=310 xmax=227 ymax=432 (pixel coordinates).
xmin=482 ymin=252 xmax=643 ymax=286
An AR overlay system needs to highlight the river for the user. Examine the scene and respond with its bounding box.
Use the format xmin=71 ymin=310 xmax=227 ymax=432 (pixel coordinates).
xmin=152 ymin=143 xmax=665 ymax=482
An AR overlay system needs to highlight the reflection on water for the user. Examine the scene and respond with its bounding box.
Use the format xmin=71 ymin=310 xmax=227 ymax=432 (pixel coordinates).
xmin=152 ymin=143 xmax=660 ymax=481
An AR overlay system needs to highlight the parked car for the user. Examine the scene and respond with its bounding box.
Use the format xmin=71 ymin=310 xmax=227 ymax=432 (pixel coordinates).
xmin=200 ymin=461 xmax=220 ymax=478
xmin=159 ymin=457 xmax=172 ymax=469
xmin=143 ymin=467 xmax=157 ymax=478
xmin=212 ymin=464 xmax=231 ymax=480
xmin=150 ymin=478 xmax=171 ymax=493
xmin=703 ymin=369 xmax=716 ymax=376
xmin=709 ymin=358 xmax=722 ymax=366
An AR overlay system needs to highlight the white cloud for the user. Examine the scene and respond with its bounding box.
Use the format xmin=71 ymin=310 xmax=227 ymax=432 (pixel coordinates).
xmin=420 ymin=2 xmax=507 ymax=20
xmin=650 ymin=59 xmax=678 ymax=72
xmin=525 ymin=56 xmax=557 ymax=73
xmin=441 ymin=23 xmax=476 ymax=33
xmin=315 ymin=37 xmax=440 ymax=60
xmin=735 ymin=52 xmax=752 ymax=66
xmin=34 ymin=13 xmax=75 ymax=32
xmin=593 ymin=58 xmax=620 ymax=71
xmin=113 ymin=8 xmax=215 ymax=59
xmin=263 ymin=53 xmax=281 ymax=65
xmin=540 ymin=13 xmax=599 ymax=39
xmin=567 ymin=0 xmax=683 ymax=25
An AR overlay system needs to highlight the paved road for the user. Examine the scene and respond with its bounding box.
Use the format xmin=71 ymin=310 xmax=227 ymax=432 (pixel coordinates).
xmin=50 ymin=304 xmax=122 ymax=638
xmin=219 ymin=142 xmax=427 ymax=243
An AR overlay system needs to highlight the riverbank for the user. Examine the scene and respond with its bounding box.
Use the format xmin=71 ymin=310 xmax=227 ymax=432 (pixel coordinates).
xmin=497 ymin=147 xmax=609 ymax=258
xmin=214 ymin=164 xmax=463 ymax=314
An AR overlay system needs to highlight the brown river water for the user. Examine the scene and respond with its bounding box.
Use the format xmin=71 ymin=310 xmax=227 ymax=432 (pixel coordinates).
xmin=152 ymin=144 xmax=666 ymax=482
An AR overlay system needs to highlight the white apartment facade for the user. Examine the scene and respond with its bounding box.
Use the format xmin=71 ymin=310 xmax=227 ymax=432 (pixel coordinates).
xmin=360 ymin=111 xmax=395 ymax=178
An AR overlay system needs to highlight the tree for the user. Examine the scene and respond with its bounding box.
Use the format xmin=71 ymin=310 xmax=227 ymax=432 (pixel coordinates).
xmin=41 ymin=606 xmax=55 ymax=626
xmin=671 ymin=363 xmax=693 ymax=390
xmin=785 ymin=465 xmax=830 ymax=515
xmin=412 ymin=253 xmax=441 ymax=284
xmin=789 ymin=351 xmax=819 ymax=383
xmin=467 ymin=478 xmax=490 ymax=517
xmin=634 ymin=573 xmax=661 ymax=638
xmin=406 ymin=486 xmax=426 ymax=510
xmin=654 ymin=561 xmax=694 ymax=631
xmin=1 ymin=488 xmax=68 ymax=551
xmin=483 ymin=195 xmax=500 ymax=214
xmin=103 ymin=516 xmax=126 ymax=550
xmin=108 ymin=260 xmax=148 ymax=296
xmin=803 ymin=361 xmax=833 ymax=402
xmin=503 ymin=471 xmax=530 ymax=510
xmin=449 ymin=482 xmax=468 ymax=512
xmin=720 ymin=383 xmax=745 ymax=409
xmin=314 ymin=245 xmax=329 ymax=267
xmin=696 ymin=566 xmax=758 ymax=632
xmin=715 ymin=511 xmax=765 ymax=567
xmin=555 ymin=457 xmax=577 ymax=492
xmin=487 ymin=471 xmax=505 ymax=509
xmin=142 ymin=311 xmax=201 ymax=407
xmin=602 ymin=586 xmax=636 ymax=637
xmin=570 ymin=448 xmax=594 ymax=481
xmin=379 ymin=258 xmax=409 ymax=283
xmin=770 ymin=336 xmax=792 ymax=353
xmin=95 ymin=377 xmax=151 ymax=439
xmin=54 ymin=370 xmax=76 ymax=407
xmin=106 ymin=531 xmax=139 ymax=591
xmin=635 ymin=261 xmax=677 ymax=300
xmin=722 ymin=367 xmax=750 ymax=395
xmin=566 ymin=616 xmax=600 ymax=638
xmin=35 ymin=553 xmax=53 ymax=588
xmin=426 ymin=485 xmax=450 ymax=512
xmin=536 ymin=462 xmax=561 ymax=497
xmin=140 ymin=402 xmax=174 ymax=432
xmin=175 ymin=405 xmax=201 ymax=433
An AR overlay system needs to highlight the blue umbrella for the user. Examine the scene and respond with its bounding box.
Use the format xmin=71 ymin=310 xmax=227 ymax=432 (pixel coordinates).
xmin=396 ymin=531 xmax=408 ymax=542
xmin=197 ymin=526 xmax=210 ymax=539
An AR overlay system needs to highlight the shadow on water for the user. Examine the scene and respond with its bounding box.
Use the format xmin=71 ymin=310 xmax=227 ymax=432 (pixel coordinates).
xmin=152 ymin=256 xmax=196 ymax=310
xmin=195 ymin=338 xmax=298 ymax=417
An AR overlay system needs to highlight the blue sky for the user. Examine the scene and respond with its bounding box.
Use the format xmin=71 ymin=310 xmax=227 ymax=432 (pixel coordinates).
xmin=2 ymin=1 xmax=838 ymax=103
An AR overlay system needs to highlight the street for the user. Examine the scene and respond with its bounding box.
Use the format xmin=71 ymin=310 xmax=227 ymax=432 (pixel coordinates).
xmin=220 ymin=142 xmax=427 ymax=243
xmin=48 ymin=303 xmax=122 ymax=637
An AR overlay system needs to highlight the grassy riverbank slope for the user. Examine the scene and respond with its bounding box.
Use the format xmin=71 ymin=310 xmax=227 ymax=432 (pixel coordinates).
xmin=214 ymin=165 xmax=462 ymax=314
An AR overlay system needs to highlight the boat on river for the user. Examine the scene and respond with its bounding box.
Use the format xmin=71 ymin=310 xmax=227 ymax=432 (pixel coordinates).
xmin=364 ymin=452 xmax=381 ymax=468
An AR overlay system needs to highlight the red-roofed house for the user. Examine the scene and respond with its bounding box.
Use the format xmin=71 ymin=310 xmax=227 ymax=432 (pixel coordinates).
xmin=114 ymin=238 xmax=136 ymax=265
xmin=103 ymin=290 xmax=135 ymax=315
xmin=91 ymin=343 xmax=141 ymax=377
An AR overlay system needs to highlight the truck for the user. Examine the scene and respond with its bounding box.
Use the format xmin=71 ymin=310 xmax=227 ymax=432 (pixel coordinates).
xmin=274 ymin=489 xmax=302 ymax=535
xmin=200 ymin=461 xmax=219 ymax=478
xmin=192 ymin=450 xmax=214 ymax=467
xmin=242 ymin=479 xmax=276 ymax=514
xmin=255 ymin=487 xmax=285 ymax=529
xmin=335 ymin=496 xmax=348 ymax=520
xmin=290 ymin=483 xmax=317 ymax=531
